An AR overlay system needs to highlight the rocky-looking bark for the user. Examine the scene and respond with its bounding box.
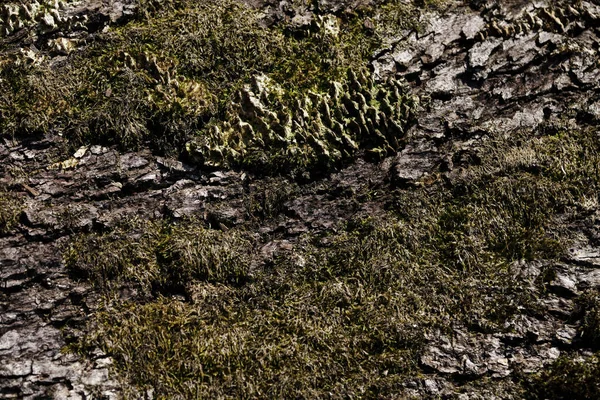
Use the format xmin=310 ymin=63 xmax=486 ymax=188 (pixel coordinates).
xmin=2 ymin=0 xmax=600 ymax=398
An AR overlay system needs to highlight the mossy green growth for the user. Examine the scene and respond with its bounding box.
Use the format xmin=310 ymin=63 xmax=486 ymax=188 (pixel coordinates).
xmin=0 ymin=187 xmax=22 ymax=235
xmin=528 ymin=353 xmax=600 ymax=400
xmin=68 ymin=125 xmax=600 ymax=397
xmin=85 ymin=294 xmax=421 ymax=399
xmin=577 ymin=291 xmax=600 ymax=348
xmin=2 ymin=0 xmax=262 ymax=151
xmin=63 ymin=219 xmax=162 ymax=292
xmin=0 ymin=0 xmax=271 ymax=151
xmin=64 ymin=219 xmax=255 ymax=294
xmin=0 ymin=0 xmax=423 ymax=156
xmin=74 ymin=203 xmax=538 ymax=398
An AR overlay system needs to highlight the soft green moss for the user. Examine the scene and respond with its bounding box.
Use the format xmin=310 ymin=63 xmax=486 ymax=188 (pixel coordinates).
xmin=528 ymin=354 xmax=600 ymax=400
xmin=0 ymin=0 xmax=425 ymax=157
xmin=577 ymin=291 xmax=600 ymax=348
xmin=1 ymin=0 xmax=281 ymax=151
xmin=64 ymin=218 xmax=255 ymax=294
xmin=64 ymin=219 xmax=161 ymax=292
xmin=0 ymin=188 xmax=22 ymax=235
xmin=67 ymin=125 xmax=600 ymax=397
xmin=84 ymin=296 xmax=420 ymax=399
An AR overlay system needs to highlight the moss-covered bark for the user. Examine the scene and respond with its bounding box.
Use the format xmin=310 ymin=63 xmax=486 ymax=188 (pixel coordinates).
xmin=64 ymin=123 xmax=600 ymax=397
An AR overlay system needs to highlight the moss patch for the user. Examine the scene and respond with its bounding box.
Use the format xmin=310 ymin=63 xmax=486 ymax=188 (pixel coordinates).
xmin=65 ymin=124 xmax=600 ymax=397
xmin=528 ymin=354 xmax=600 ymax=400
xmin=0 ymin=0 xmax=425 ymax=161
xmin=64 ymin=219 xmax=256 ymax=295
xmin=0 ymin=187 xmax=22 ymax=235
xmin=576 ymin=291 xmax=600 ymax=349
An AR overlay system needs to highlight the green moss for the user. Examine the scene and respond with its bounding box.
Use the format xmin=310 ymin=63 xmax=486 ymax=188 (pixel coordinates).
xmin=576 ymin=291 xmax=600 ymax=348
xmin=1 ymin=0 xmax=426 ymax=156
xmin=67 ymin=125 xmax=600 ymax=397
xmin=0 ymin=188 xmax=22 ymax=235
xmin=84 ymin=296 xmax=420 ymax=399
xmin=155 ymin=222 xmax=255 ymax=288
xmin=528 ymin=354 xmax=600 ymax=400
xmin=0 ymin=0 xmax=282 ymax=151
xmin=43 ymin=1 xmax=600 ymax=397
xmin=73 ymin=201 xmax=535 ymax=397
xmin=64 ymin=218 xmax=255 ymax=294
xmin=63 ymin=219 xmax=161 ymax=292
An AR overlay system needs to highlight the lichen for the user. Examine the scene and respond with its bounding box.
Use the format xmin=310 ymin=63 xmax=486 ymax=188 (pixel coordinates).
xmin=186 ymin=69 xmax=418 ymax=177
xmin=0 ymin=1 xmax=86 ymax=38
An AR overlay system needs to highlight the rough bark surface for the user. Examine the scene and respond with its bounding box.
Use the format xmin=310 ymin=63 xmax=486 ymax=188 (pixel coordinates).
xmin=2 ymin=0 xmax=600 ymax=398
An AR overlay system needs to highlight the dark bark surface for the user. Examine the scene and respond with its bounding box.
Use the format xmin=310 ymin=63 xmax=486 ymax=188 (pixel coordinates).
xmin=2 ymin=0 xmax=600 ymax=398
